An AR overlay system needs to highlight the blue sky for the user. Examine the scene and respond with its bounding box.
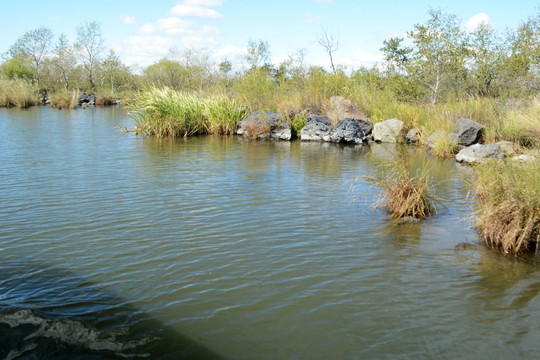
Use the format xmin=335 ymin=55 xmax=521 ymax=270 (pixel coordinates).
xmin=1 ymin=0 xmax=539 ymax=71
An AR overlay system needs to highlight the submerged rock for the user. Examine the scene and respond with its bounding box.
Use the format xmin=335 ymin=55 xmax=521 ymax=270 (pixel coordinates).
xmin=300 ymin=115 xmax=332 ymax=141
xmin=454 ymin=118 xmax=484 ymax=146
xmin=455 ymin=141 xmax=515 ymax=164
xmin=454 ymin=242 xmax=478 ymax=251
xmin=372 ymin=118 xmax=405 ymax=143
xmin=236 ymin=111 xmax=292 ymax=140
xmin=323 ymin=118 xmax=367 ymax=144
xmin=406 ymin=128 xmax=421 ymax=143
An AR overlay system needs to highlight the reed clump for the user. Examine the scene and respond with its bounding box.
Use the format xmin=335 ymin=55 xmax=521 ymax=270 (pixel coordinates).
xmin=129 ymin=87 xmax=245 ymax=137
xmin=95 ymin=93 xmax=117 ymax=105
xmin=368 ymin=160 xmax=434 ymax=219
xmin=474 ymin=159 xmax=540 ymax=254
xmin=0 ymin=79 xmax=39 ymax=108
xmin=49 ymin=90 xmax=79 ymax=109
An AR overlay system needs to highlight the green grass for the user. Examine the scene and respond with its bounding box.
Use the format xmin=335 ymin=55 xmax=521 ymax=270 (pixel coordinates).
xmin=128 ymin=87 xmax=245 ymax=137
xmin=0 ymin=79 xmax=39 ymax=108
xmin=474 ymin=159 xmax=540 ymax=254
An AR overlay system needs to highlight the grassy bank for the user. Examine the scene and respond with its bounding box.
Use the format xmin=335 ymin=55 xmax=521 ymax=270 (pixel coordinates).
xmin=0 ymin=79 xmax=39 ymax=108
xmin=128 ymin=87 xmax=246 ymax=137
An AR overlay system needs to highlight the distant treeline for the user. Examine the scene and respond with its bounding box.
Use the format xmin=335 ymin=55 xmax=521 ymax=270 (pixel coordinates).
xmin=1 ymin=10 xmax=539 ymax=103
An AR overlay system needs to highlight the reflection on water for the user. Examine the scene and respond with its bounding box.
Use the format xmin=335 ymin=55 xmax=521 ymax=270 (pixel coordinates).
xmin=1 ymin=106 xmax=540 ymax=359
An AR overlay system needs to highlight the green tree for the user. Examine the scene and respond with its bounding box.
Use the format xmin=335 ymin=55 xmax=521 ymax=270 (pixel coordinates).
xmin=143 ymin=59 xmax=188 ymax=89
xmin=245 ymin=39 xmax=271 ymax=69
xmin=76 ymin=20 xmax=104 ymax=89
xmin=407 ymin=9 xmax=467 ymax=104
xmin=380 ymin=37 xmax=412 ymax=75
xmin=7 ymin=26 xmax=54 ymax=86
xmin=101 ymin=50 xmax=131 ymax=92
xmin=468 ymin=23 xmax=503 ymax=96
xmin=219 ymin=59 xmax=232 ymax=75
xmin=51 ymin=34 xmax=76 ymax=89
xmin=0 ymin=57 xmax=34 ymax=80
xmin=502 ymin=13 xmax=540 ymax=95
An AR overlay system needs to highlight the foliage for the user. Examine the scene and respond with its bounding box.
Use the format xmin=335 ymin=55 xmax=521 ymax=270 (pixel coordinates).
xmin=245 ymin=39 xmax=271 ymax=69
xmin=0 ymin=57 xmax=34 ymax=81
xmin=101 ymin=50 xmax=132 ymax=92
xmin=50 ymin=34 xmax=76 ymax=90
xmin=76 ymin=20 xmax=104 ymax=89
xmin=7 ymin=26 xmax=53 ymax=86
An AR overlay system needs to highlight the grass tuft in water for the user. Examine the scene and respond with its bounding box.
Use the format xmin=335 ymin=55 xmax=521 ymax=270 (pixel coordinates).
xmin=474 ymin=159 xmax=540 ymax=254
xmin=50 ymin=90 xmax=79 ymax=109
xmin=367 ymin=159 xmax=434 ymax=219
xmin=128 ymin=87 xmax=245 ymax=137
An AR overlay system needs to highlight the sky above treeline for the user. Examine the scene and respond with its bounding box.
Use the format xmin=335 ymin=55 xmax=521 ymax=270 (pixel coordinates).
xmin=1 ymin=0 xmax=539 ymax=72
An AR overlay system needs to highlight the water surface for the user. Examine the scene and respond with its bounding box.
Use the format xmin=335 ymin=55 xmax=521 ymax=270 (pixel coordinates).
xmin=1 ymin=106 xmax=539 ymax=359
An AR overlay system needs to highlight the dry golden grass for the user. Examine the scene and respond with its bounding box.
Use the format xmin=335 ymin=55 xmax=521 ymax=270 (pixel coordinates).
xmin=49 ymin=90 xmax=79 ymax=109
xmin=474 ymin=159 xmax=540 ymax=254
xmin=367 ymin=159 xmax=434 ymax=219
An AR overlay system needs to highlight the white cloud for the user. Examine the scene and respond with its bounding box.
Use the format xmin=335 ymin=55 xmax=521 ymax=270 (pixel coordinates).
xmin=464 ymin=13 xmax=493 ymax=33
xmin=182 ymin=35 xmax=218 ymax=48
xmin=120 ymin=15 xmax=136 ymax=25
xmin=305 ymin=13 xmax=321 ymax=23
xmin=156 ymin=17 xmax=194 ymax=35
xmin=212 ymin=45 xmax=247 ymax=59
xmin=201 ymin=25 xmax=221 ymax=36
xmin=138 ymin=23 xmax=156 ymax=35
xmin=314 ymin=49 xmax=382 ymax=71
xmin=121 ymin=36 xmax=173 ymax=66
xmin=169 ymin=4 xmax=223 ymax=18
xmin=184 ymin=0 xmax=223 ymax=5
xmin=352 ymin=49 xmax=383 ymax=67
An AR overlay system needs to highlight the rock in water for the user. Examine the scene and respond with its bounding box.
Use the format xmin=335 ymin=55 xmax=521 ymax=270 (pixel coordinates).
xmin=237 ymin=112 xmax=292 ymax=140
xmin=300 ymin=115 xmax=332 ymax=141
xmin=372 ymin=118 xmax=405 ymax=143
xmin=406 ymin=128 xmax=421 ymax=143
xmin=455 ymin=142 xmax=515 ymax=164
xmin=454 ymin=118 xmax=484 ymax=146
xmin=323 ymin=118 xmax=367 ymax=144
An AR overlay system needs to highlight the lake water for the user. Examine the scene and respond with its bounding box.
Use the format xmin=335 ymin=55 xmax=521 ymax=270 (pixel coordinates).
xmin=1 ymin=106 xmax=540 ymax=359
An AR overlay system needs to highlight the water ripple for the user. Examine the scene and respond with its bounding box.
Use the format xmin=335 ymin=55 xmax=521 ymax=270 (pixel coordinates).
xmin=1 ymin=107 xmax=539 ymax=359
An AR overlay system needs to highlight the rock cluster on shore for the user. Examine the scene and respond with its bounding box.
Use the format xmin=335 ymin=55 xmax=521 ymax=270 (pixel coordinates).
xmin=236 ymin=96 xmax=534 ymax=165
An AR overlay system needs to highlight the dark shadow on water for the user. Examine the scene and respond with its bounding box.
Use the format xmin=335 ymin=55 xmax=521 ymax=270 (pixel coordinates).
xmin=0 ymin=260 xmax=222 ymax=360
